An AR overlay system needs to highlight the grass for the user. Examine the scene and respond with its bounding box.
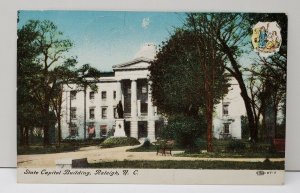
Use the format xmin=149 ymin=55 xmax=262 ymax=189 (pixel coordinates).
xmin=17 ymin=139 xmax=104 ymax=155
xmin=127 ymin=143 xmax=183 ymax=152
xmin=174 ymin=152 xmax=285 ymax=158
xmin=127 ymin=140 xmax=284 ymax=159
xmin=88 ymin=160 xmax=285 ymax=170
xmin=126 ymin=144 xmax=157 ymax=152
xmin=100 ymin=137 xmax=140 ymax=148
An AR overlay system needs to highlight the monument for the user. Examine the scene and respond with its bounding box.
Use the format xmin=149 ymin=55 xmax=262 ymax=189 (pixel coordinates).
xmin=114 ymin=101 xmax=126 ymax=137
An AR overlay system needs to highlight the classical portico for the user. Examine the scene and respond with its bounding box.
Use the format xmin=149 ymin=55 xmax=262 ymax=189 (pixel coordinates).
xmin=112 ymin=57 xmax=158 ymax=141
xmin=61 ymin=52 xmax=163 ymax=141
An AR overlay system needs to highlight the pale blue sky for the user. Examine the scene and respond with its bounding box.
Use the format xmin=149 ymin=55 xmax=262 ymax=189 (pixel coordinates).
xmin=18 ymin=11 xmax=186 ymax=71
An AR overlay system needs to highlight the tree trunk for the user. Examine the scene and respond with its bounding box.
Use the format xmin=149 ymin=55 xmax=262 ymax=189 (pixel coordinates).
xmin=30 ymin=128 xmax=34 ymax=144
xmin=206 ymin=88 xmax=213 ymax=152
xmin=57 ymin=116 xmax=61 ymax=146
xmin=19 ymin=125 xmax=24 ymax=146
xmin=84 ymin=86 xmax=87 ymax=140
xmin=222 ymin=43 xmax=258 ymax=142
xmin=274 ymin=106 xmax=278 ymax=138
xmin=239 ymin=82 xmax=258 ymax=142
xmin=24 ymin=126 xmax=29 ymax=146
xmin=43 ymin=102 xmax=51 ymax=146
xmin=56 ymin=88 xmax=63 ymax=147
xmin=43 ymin=124 xmax=50 ymax=146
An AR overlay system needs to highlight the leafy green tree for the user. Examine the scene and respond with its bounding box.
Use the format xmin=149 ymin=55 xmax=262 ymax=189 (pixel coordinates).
xmin=161 ymin=115 xmax=206 ymax=152
xmin=22 ymin=20 xmax=74 ymax=146
xmin=149 ymin=29 xmax=229 ymax=152
xmin=70 ymin=63 xmax=101 ymax=140
xmin=17 ymin=20 xmax=42 ymax=146
xmin=184 ymin=13 xmax=287 ymax=143
xmin=49 ymin=57 xmax=78 ymax=146
xmin=247 ymin=13 xmax=287 ymax=141
xmin=17 ymin=20 xmax=101 ymax=146
xmin=184 ymin=13 xmax=259 ymax=142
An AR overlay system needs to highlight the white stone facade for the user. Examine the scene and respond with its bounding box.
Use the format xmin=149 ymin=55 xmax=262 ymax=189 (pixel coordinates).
xmin=61 ymin=57 xmax=162 ymax=141
xmin=61 ymin=45 xmax=245 ymax=141
xmin=213 ymin=78 xmax=245 ymax=139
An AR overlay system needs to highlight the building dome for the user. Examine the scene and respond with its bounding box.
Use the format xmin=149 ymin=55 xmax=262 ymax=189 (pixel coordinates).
xmin=134 ymin=43 xmax=157 ymax=60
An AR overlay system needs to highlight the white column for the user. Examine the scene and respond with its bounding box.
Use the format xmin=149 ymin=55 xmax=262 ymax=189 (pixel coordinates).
xmin=95 ymin=123 xmax=100 ymax=138
xmin=147 ymin=120 xmax=155 ymax=141
xmin=137 ymin=100 xmax=141 ymax=116
xmin=147 ymin=80 xmax=154 ymax=117
xmin=116 ymin=79 xmax=122 ymax=103
xmin=130 ymin=79 xmax=138 ymax=138
xmin=131 ymin=79 xmax=137 ymax=118
xmin=147 ymin=80 xmax=155 ymax=141
xmin=130 ymin=120 xmax=138 ymax=138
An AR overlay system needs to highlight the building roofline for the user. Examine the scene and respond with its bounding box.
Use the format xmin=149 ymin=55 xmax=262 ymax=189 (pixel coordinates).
xmin=112 ymin=57 xmax=153 ymax=69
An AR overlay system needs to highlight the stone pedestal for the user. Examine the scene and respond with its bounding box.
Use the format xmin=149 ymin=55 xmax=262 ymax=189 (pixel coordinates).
xmin=114 ymin=119 xmax=126 ymax=137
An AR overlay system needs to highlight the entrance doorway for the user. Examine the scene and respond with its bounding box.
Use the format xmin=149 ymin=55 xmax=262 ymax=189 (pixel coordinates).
xmin=138 ymin=121 xmax=148 ymax=139
xmin=124 ymin=121 xmax=130 ymax=137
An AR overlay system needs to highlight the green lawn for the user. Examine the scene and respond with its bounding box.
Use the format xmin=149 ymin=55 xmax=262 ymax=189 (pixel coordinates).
xmin=126 ymin=144 xmax=183 ymax=152
xmin=17 ymin=139 xmax=104 ymax=155
xmin=88 ymin=160 xmax=284 ymax=170
xmin=175 ymin=152 xmax=285 ymax=158
xmin=128 ymin=140 xmax=284 ymax=159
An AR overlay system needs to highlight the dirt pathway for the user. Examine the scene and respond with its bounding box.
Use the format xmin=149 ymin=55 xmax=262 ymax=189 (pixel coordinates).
xmin=17 ymin=145 xmax=285 ymax=168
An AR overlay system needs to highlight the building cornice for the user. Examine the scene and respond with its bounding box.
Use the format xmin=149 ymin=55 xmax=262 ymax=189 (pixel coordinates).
xmin=112 ymin=57 xmax=153 ymax=69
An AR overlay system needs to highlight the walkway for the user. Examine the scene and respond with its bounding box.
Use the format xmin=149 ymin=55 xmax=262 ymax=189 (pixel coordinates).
xmin=17 ymin=145 xmax=285 ymax=168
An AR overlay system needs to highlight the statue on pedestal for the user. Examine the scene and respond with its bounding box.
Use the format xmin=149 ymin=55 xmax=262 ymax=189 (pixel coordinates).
xmin=114 ymin=101 xmax=126 ymax=137
xmin=117 ymin=100 xmax=124 ymax=118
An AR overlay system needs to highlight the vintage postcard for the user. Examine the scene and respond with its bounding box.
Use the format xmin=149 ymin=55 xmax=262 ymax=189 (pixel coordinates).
xmin=17 ymin=11 xmax=287 ymax=184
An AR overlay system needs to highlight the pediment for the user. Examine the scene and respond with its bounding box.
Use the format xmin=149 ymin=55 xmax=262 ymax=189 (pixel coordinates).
xmin=112 ymin=57 xmax=152 ymax=70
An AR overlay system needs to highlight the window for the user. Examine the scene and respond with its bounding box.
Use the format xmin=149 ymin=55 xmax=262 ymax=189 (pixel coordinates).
xmin=87 ymin=122 xmax=95 ymax=138
xmin=113 ymin=91 xmax=116 ymax=100
xmin=141 ymin=103 xmax=148 ymax=113
xmin=113 ymin=107 xmax=117 ymax=118
xmin=89 ymin=108 xmax=95 ymax=119
xmin=102 ymin=107 xmax=107 ymax=119
xmin=89 ymin=91 xmax=95 ymax=99
xmin=70 ymin=91 xmax=77 ymax=100
xmin=223 ymin=104 xmax=229 ymax=116
xmin=100 ymin=125 xmax=107 ymax=137
xmin=224 ymin=123 xmax=230 ymax=134
xmin=70 ymin=107 xmax=77 ymax=119
xmin=101 ymin=91 xmax=107 ymax=100
xmin=142 ymin=86 xmax=147 ymax=94
xmin=69 ymin=123 xmax=78 ymax=136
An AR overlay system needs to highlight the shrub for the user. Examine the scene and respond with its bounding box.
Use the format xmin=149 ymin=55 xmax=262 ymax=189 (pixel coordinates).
xmin=160 ymin=115 xmax=205 ymax=152
xmin=142 ymin=138 xmax=151 ymax=148
xmin=226 ymin=139 xmax=246 ymax=152
xmin=107 ymin=128 xmax=115 ymax=137
xmin=101 ymin=137 xmax=140 ymax=148
xmin=195 ymin=138 xmax=207 ymax=151
xmin=61 ymin=138 xmax=105 ymax=146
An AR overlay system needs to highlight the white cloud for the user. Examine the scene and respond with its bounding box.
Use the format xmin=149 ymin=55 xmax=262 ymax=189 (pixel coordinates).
xmin=141 ymin=17 xmax=150 ymax=29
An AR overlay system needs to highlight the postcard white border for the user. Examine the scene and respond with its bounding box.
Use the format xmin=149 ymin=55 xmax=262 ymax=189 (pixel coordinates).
xmin=17 ymin=168 xmax=284 ymax=185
